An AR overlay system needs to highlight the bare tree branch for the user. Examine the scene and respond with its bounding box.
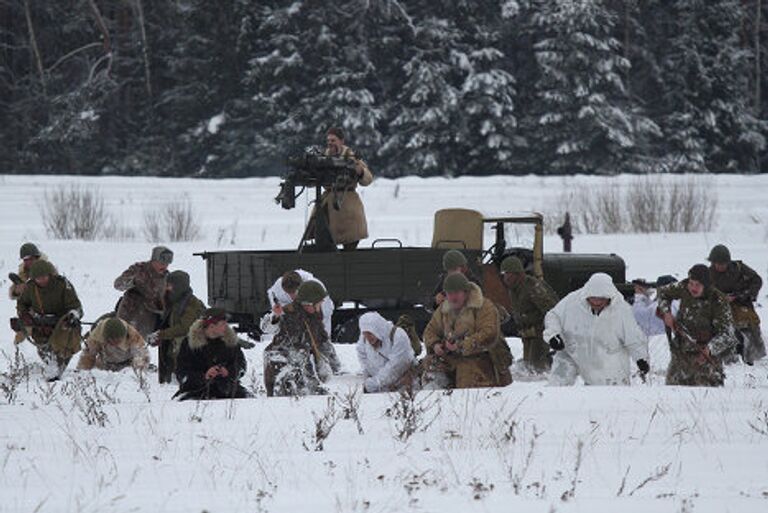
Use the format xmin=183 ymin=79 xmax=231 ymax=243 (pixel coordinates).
xmin=22 ymin=0 xmax=45 ymax=95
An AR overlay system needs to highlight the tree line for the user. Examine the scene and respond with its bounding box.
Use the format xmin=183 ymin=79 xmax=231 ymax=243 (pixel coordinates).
xmin=1 ymin=0 xmax=766 ymax=177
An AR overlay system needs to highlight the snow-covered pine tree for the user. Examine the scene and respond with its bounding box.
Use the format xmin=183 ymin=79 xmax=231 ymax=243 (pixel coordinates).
xmin=653 ymin=0 xmax=766 ymax=173
xmin=529 ymin=0 xmax=659 ymax=175
xmin=380 ymin=15 xmax=463 ymax=176
xmin=224 ymin=0 xmax=388 ymax=174
xmin=453 ymin=1 xmax=522 ymax=175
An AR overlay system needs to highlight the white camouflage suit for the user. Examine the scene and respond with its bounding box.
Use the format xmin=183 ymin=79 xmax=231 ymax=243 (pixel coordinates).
xmin=544 ymin=273 xmax=649 ymax=386
xmin=356 ymin=312 xmax=415 ymax=393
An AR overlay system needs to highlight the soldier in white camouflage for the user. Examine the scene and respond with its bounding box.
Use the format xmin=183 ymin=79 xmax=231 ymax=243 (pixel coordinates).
xmin=658 ymin=264 xmax=737 ymax=387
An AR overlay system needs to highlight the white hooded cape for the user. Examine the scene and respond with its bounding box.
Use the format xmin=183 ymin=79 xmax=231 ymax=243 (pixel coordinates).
xmin=356 ymin=312 xmax=415 ymax=392
xmin=544 ymin=273 xmax=649 ymax=386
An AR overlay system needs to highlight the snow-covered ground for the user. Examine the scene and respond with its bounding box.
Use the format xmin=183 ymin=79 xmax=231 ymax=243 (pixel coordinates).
xmin=1 ymin=173 xmax=767 ymax=512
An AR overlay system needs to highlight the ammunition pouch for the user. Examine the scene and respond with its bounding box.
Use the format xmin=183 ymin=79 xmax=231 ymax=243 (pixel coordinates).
xmin=731 ymin=304 xmax=761 ymax=329
xmin=48 ymin=317 xmax=82 ymax=359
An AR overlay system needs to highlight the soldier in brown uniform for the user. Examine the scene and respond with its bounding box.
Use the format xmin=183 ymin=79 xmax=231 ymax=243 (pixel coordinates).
xmin=114 ymin=246 xmax=173 ymax=337
xmin=320 ymin=127 xmax=374 ymax=251
xmin=77 ymin=317 xmax=149 ymax=372
xmin=9 ymin=243 xmax=57 ymax=344
xmin=422 ymin=273 xmax=512 ymax=389
xmin=707 ymin=244 xmax=765 ymax=364
xmin=15 ymin=260 xmax=83 ymax=380
xmin=658 ymin=264 xmax=737 ymax=387
xmin=432 ymin=249 xmax=482 ymax=309
xmin=500 ymin=256 xmax=559 ymax=374
xmin=263 ymin=281 xmax=331 ymax=397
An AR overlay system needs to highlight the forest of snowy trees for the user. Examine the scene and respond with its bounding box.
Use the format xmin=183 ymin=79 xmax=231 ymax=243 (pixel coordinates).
xmin=1 ymin=0 xmax=767 ymax=177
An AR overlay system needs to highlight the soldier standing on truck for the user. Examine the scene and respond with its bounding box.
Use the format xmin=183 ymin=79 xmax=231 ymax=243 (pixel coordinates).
xmin=707 ymin=244 xmax=765 ymax=365
xmin=316 ymin=127 xmax=374 ymax=251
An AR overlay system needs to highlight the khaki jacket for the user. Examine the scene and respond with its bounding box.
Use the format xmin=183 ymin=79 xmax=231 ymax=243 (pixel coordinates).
xmin=78 ymin=318 xmax=149 ymax=371
xmin=321 ymin=145 xmax=373 ymax=244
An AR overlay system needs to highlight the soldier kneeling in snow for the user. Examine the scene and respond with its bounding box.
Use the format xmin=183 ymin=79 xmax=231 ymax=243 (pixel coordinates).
xmin=173 ymin=308 xmax=249 ymax=401
xmin=260 ymin=269 xmax=340 ymax=373
xmin=422 ymin=273 xmax=513 ymax=389
xmin=263 ymin=281 xmax=332 ymax=397
xmin=544 ymin=273 xmax=649 ymax=386
xmin=356 ymin=312 xmax=416 ymax=393
xmin=15 ymin=260 xmax=83 ymax=381
xmin=77 ymin=317 xmax=149 ymax=372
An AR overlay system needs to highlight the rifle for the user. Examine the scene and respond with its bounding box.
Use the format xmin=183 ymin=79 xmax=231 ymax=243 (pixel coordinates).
xmin=670 ymin=321 xmax=717 ymax=367
xmin=8 ymin=272 xmax=23 ymax=285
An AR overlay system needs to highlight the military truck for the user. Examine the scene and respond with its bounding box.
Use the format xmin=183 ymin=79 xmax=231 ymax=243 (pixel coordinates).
xmin=195 ymin=208 xmax=627 ymax=342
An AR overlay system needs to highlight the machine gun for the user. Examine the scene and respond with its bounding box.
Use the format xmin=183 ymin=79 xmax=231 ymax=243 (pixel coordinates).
xmin=275 ymin=147 xmax=359 ymax=211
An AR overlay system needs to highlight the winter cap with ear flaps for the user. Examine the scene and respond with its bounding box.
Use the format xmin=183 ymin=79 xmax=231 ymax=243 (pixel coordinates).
xmin=29 ymin=260 xmax=55 ymax=279
xmin=20 ymin=242 xmax=41 ymax=259
xmin=103 ymin=318 xmax=128 ymax=341
xmin=296 ymin=280 xmax=327 ymax=305
xmin=688 ymin=264 xmax=711 ymax=288
xmin=442 ymin=249 xmax=468 ymax=271
xmin=151 ymin=246 xmax=174 ymax=265
xmin=443 ymin=273 xmax=471 ymax=293
xmin=500 ymin=256 xmax=524 ymax=274
xmin=202 ymin=308 xmax=229 ymax=326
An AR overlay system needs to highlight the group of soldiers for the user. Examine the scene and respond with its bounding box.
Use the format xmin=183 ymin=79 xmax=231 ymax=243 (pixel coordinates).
xmin=8 ymin=243 xmax=250 ymax=400
xmin=7 ymin=237 xmax=765 ymax=397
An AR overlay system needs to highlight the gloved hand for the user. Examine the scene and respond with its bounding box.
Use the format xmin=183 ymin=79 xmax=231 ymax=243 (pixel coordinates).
xmin=636 ymin=359 xmax=650 ymax=376
xmin=146 ymin=331 xmax=161 ymax=346
xmin=65 ymin=309 xmax=81 ymax=327
xmin=548 ymin=334 xmax=565 ymax=351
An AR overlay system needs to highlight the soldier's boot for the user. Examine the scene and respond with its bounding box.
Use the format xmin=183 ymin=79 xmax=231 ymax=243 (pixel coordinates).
xmin=737 ymin=327 xmax=767 ymax=365
xmin=524 ymin=336 xmax=551 ymax=373
xmin=36 ymin=344 xmax=66 ymax=382
xmin=158 ymin=340 xmax=174 ymax=384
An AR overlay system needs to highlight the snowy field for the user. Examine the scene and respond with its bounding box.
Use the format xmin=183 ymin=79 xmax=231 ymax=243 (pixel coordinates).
xmin=1 ymin=173 xmax=767 ymax=512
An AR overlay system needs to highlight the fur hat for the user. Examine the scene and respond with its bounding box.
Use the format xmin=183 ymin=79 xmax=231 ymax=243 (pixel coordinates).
xmin=688 ymin=264 xmax=711 ymax=289
xmin=151 ymin=246 xmax=174 ymax=265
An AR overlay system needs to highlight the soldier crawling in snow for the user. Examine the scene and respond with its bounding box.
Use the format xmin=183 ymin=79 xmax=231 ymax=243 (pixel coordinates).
xmin=9 ymin=243 xmax=57 ymax=344
xmin=260 ymin=269 xmax=340 ymax=373
xmin=658 ymin=264 xmax=737 ymax=387
xmin=114 ymin=246 xmax=173 ymax=338
xmin=15 ymin=260 xmax=83 ymax=381
xmin=707 ymin=244 xmax=765 ymax=365
xmin=263 ymin=280 xmax=333 ymax=397
xmin=77 ymin=316 xmax=149 ymax=372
